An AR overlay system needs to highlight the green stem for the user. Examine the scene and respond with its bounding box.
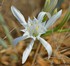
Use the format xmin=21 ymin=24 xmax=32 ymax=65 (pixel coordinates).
xmin=0 ymin=14 xmax=13 ymax=45
xmin=57 ymin=28 xmax=70 ymax=33
xmin=0 ymin=38 xmax=8 ymax=49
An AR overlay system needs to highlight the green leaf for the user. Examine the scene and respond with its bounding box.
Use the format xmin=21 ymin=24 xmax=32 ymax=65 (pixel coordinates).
xmin=0 ymin=13 xmax=13 ymax=45
xmin=57 ymin=28 xmax=70 ymax=33
xmin=0 ymin=38 xmax=8 ymax=49
xmin=52 ymin=8 xmax=58 ymax=15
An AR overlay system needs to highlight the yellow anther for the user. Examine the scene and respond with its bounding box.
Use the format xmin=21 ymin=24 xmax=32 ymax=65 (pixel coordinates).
xmin=36 ymin=26 xmax=39 ymax=30
xmin=31 ymin=23 xmax=33 ymax=25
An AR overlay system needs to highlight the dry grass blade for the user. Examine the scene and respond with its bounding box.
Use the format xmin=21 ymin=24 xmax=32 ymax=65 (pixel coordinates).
xmin=31 ymin=43 xmax=41 ymax=66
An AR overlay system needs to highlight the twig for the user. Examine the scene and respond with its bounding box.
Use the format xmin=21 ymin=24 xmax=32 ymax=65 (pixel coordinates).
xmin=3 ymin=27 xmax=16 ymax=40
xmin=60 ymin=47 xmax=70 ymax=53
xmin=31 ymin=43 xmax=41 ymax=66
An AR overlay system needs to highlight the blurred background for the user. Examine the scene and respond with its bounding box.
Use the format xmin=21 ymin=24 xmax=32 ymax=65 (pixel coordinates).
xmin=0 ymin=0 xmax=70 ymax=66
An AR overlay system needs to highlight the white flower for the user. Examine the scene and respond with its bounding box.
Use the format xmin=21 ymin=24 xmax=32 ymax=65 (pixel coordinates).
xmin=11 ymin=6 xmax=62 ymax=64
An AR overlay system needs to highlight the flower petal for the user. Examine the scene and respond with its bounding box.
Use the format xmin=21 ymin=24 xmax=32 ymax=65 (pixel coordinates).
xmin=20 ymin=29 xmax=26 ymax=32
xmin=46 ymin=10 xmax=62 ymax=29
xmin=22 ymin=39 xmax=35 ymax=64
xmin=37 ymin=37 xmax=52 ymax=59
xmin=11 ymin=6 xmax=27 ymax=27
xmin=37 ymin=11 xmax=51 ymax=22
xmin=13 ymin=32 xmax=29 ymax=45
xmin=28 ymin=17 xmax=33 ymax=25
xmin=13 ymin=35 xmax=28 ymax=46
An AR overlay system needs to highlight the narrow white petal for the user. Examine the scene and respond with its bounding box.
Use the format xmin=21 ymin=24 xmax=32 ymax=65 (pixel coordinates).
xmin=37 ymin=12 xmax=51 ymax=22
xmin=28 ymin=17 xmax=33 ymax=25
xmin=13 ymin=35 xmax=28 ymax=46
xmin=33 ymin=17 xmax=38 ymax=22
xmin=11 ymin=6 xmax=27 ymax=27
xmin=46 ymin=10 xmax=62 ymax=29
xmin=20 ymin=29 xmax=26 ymax=32
xmin=37 ymin=37 xmax=52 ymax=59
xmin=22 ymin=39 xmax=35 ymax=64
xmin=13 ymin=31 xmax=29 ymax=45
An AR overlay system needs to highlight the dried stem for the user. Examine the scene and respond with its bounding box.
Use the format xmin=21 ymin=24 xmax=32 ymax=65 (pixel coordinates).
xmin=60 ymin=47 xmax=70 ymax=53
xmin=31 ymin=43 xmax=41 ymax=66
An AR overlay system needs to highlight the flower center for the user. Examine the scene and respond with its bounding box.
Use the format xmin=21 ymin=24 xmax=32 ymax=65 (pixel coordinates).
xmin=27 ymin=21 xmax=46 ymax=37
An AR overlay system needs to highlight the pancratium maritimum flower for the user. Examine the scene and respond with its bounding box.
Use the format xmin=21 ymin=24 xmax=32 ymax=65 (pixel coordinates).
xmin=11 ymin=6 xmax=62 ymax=64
